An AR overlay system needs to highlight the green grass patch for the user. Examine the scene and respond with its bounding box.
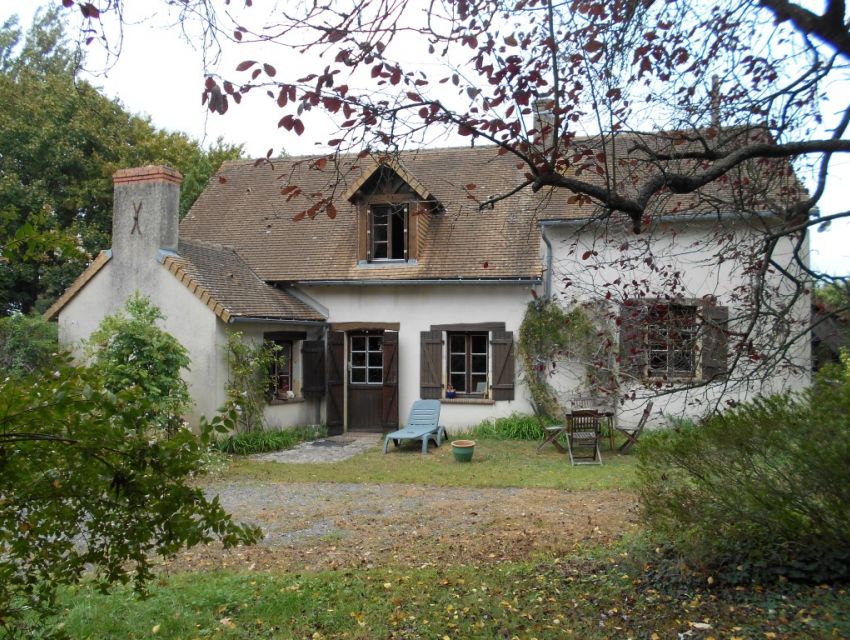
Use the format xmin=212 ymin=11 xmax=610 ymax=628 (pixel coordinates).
xmin=225 ymin=437 xmax=636 ymax=491
xmin=61 ymin=554 xmax=850 ymax=639
xmin=460 ymin=413 xmax=559 ymax=440
xmin=212 ymin=425 xmax=326 ymax=455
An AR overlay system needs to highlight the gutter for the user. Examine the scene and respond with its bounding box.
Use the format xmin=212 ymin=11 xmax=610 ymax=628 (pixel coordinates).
xmin=228 ymin=316 xmax=326 ymax=326
xmin=538 ymin=209 xmax=781 ymax=227
xmin=296 ymin=278 xmax=541 ymax=286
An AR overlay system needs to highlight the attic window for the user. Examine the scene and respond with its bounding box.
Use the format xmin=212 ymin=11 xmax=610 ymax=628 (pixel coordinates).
xmin=369 ymin=203 xmax=408 ymax=261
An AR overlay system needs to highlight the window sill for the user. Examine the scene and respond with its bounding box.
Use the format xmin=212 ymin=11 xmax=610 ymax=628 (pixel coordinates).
xmin=357 ymin=259 xmax=418 ymax=268
xmin=267 ymin=397 xmax=306 ymax=406
xmin=441 ymin=397 xmax=495 ymax=405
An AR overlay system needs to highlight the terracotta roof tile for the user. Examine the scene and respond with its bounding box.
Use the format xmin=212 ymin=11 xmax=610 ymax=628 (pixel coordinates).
xmin=180 ymin=146 xmax=544 ymax=282
xmin=168 ymin=239 xmax=325 ymax=321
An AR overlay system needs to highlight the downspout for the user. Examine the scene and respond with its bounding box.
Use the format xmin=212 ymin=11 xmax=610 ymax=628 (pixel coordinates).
xmin=540 ymin=222 xmax=554 ymax=301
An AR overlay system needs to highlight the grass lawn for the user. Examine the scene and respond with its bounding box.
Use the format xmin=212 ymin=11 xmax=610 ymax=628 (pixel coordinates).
xmin=61 ymin=550 xmax=849 ymax=639
xmin=224 ymin=437 xmax=638 ymax=491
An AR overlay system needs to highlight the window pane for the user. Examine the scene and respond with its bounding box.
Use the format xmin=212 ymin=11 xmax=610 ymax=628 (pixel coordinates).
xmin=373 ymin=241 xmax=388 ymax=260
xmin=449 ymin=334 xmax=466 ymax=352
xmin=351 ymin=352 xmax=366 ymax=367
xmin=390 ymin=209 xmax=406 ymax=259
xmin=368 ymin=367 xmax=383 ymax=384
xmin=471 ymin=374 xmax=487 ymax=393
xmin=471 ymin=334 xmax=487 ymax=353
xmin=450 ymin=373 xmax=466 ymax=392
xmin=369 ymin=336 xmax=383 ymax=352
xmin=450 ymin=354 xmax=466 ymax=373
xmin=471 ymin=355 xmax=486 ymax=373
xmin=368 ymin=352 xmax=383 ymax=368
xmin=351 ymin=368 xmax=366 ymax=383
xmin=373 ymin=223 xmax=388 ymax=242
xmin=351 ymin=336 xmax=366 ymax=352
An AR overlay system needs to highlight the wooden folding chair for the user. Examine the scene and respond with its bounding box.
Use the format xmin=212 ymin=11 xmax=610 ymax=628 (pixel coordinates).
xmin=616 ymin=400 xmax=653 ymax=454
xmin=566 ymin=409 xmax=602 ymax=465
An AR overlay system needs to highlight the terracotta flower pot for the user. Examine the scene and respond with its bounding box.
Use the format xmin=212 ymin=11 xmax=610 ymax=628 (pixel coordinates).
xmin=451 ymin=439 xmax=476 ymax=462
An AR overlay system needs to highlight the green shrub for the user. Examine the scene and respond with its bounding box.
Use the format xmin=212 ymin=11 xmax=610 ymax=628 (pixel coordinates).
xmin=213 ymin=424 xmax=326 ymax=455
xmin=637 ymin=359 xmax=850 ymax=584
xmin=466 ymin=413 xmax=557 ymax=440
xmin=86 ymin=293 xmax=191 ymax=436
xmin=0 ymin=313 xmax=58 ymax=377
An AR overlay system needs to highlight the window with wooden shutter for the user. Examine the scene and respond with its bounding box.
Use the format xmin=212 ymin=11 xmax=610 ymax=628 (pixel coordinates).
xmin=701 ymin=303 xmax=729 ymax=381
xmin=420 ymin=330 xmax=443 ymax=399
xmin=326 ymin=331 xmax=345 ymax=435
xmin=301 ymin=340 xmax=325 ymax=397
xmin=620 ymin=299 xmax=729 ymax=382
xmin=382 ymin=331 xmax=399 ymax=428
xmin=490 ymin=329 xmax=515 ymax=401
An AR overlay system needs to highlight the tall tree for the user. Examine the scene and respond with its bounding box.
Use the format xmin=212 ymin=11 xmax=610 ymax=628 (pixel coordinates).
xmin=0 ymin=8 xmax=243 ymax=314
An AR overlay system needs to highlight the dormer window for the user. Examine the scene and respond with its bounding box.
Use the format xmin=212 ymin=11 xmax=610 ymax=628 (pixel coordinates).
xmin=370 ymin=203 xmax=408 ymax=261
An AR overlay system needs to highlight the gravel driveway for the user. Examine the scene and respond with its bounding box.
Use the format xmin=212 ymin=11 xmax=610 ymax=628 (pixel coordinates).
xmin=163 ymin=480 xmax=639 ymax=574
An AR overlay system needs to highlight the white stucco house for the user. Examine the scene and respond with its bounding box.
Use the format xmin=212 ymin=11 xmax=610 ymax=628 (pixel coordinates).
xmin=45 ymin=139 xmax=810 ymax=434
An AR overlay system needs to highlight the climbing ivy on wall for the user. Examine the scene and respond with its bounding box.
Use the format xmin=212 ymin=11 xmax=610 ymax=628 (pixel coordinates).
xmin=518 ymin=299 xmax=617 ymax=421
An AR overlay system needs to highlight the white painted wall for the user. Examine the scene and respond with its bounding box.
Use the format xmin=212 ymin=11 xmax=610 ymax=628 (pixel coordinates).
xmin=545 ymin=215 xmax=812 ymax=427
xmin=229 ymin=322 xmax=325 ymax=429
xmin=57 ymin=260 xmax=226 ymax=426
xmin=303 ymin=284 xmax=537 ymax=432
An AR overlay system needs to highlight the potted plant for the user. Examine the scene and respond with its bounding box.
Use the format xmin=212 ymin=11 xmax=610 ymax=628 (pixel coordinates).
xmin=451 ymin=439 xmax=476 ymax=462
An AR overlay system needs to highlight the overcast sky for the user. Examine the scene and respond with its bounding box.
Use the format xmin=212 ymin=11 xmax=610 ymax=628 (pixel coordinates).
xmin=4 ymin=3 xmax=849 ymax=277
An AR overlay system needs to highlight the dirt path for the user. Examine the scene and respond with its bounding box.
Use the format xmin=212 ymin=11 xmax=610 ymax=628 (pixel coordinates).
xmin=160 ymin=482 xmax=639 ymax=574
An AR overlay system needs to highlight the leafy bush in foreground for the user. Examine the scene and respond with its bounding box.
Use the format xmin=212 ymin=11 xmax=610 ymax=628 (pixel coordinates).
xmin=0 ymin=361 xmax=261 ymax=637
xmin=87 ymin=294 xmax=191 ymax=436
xmin=214 ymin=424 xmax=326 ymax=455
xmin=638 ymin=360 xmax=850 ymax=584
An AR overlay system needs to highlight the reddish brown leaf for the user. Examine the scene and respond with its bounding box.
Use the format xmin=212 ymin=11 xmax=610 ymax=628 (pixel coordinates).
xmin=315 ymin=157 xmax=328 ymax=170
xmin=236 ymin=60 xmax=257 ymax=72
xmin=584 ymin=40 xmax=604 ymax=53
xmin=263 ymin=63 xmax=277 ymax=77
xmin=80 ymin=3 xmax=99 ymax=18
xmin=234 ymin=30 xmax=242 ymax=41
xmin=581 ymin=250 xmax=593 ymax=260
xmin=218 ymin=175 xmax=227 ymax=184
xmin=504 ymin=35 xmax=518 ymax=47
xmin=327 ymin=138 xmax=343 ymax=147
xmin=327 ymin=28 xmax=347 ymax=43
xmin=293 ymin=119 xmax=305 ymax=136
xmin=326 ymin=203 xmax=338 ymax=219
xmin=465 ymin=183 xmax=477 ymax=190
xmin=292 ymin=211 xmax=307 ymax=222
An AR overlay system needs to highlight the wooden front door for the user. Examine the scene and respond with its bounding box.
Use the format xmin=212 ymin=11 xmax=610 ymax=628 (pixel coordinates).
xmin=348 ymin=331 xmax=384 ymax=431
xmin=345 ymin=330 xmax=399 ymax=432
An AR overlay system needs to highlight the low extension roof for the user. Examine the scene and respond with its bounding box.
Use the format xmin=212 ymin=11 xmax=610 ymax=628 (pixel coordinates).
xmin=165 ymin=239 xmax=325 ymax=322
xmin=180 ymin=146 xmax=544 ymax=283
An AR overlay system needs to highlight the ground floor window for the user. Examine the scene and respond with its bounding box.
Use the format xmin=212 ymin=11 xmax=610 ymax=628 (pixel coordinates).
xmin=646 ymin=303 xmax=698 ymax=378
xmin=267 ymin=339 xmax=293 ymax=400
xmin=447 ymin=332 xmax=489 ymax=396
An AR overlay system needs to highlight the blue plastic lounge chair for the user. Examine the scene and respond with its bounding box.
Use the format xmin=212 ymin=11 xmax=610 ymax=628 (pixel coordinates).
xmin=383 ymin=399 xmax=447 ymax=454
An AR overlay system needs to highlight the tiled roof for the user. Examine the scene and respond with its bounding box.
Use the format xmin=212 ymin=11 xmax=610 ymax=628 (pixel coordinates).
xmin=537 ymin=128 xmax=806 ymax=222
xmin=165 ymin=240 xmax=325 ymax=322
xmin=180 ymin=147 xmax=545 ymax=282
xmin=44 ymin=250 xmax=112 ymax=321
xmin=181 ymin=135 xmax=803 ymax=282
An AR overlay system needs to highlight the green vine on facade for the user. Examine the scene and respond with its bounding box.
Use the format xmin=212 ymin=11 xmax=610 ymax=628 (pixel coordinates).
xmin=518 ymin=299 xmax=616 ymax=421
xmin=225 ymin=332 xmax=280 ymax=433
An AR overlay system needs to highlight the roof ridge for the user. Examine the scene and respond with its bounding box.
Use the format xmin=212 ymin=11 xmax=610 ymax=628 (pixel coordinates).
xmin=179 ymin=237 xmax=238 ymax=253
